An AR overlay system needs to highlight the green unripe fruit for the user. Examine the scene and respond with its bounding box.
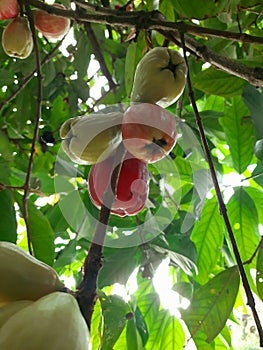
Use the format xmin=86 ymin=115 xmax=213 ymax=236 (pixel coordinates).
xmin=60 ymin=111 xmax=123 ymax=165
xmin=130 ymin=47 xmax=187 ymax=108
xmin=2 ymin=16 xmax=33 ymax=59
xmin=0 ymin=292 xmax=90 ymax=350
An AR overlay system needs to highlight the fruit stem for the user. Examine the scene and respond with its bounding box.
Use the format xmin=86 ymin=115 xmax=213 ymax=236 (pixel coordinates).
xmin=180 ymin=32 xmax=263 ymax=346
xmin=76 ymin=142 xmax=126 ymax=329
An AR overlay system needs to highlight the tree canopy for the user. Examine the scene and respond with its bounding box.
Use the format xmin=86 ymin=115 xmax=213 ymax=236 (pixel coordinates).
xmin=0 ymin=0 xmax=263 ymax=349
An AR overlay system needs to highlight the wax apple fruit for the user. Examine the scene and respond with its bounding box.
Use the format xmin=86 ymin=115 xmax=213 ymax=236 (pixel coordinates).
xmin=130 ymin=47 xmax=187 ymax=108
xmin=0 ymin=292 xmax=90 ymax=350
xmin=122 ymin=103 xmax=177 ymax=163
xmin=0 ymin=0 xmax=18 ymax=20
xmin=0 ymin=242 xmax=64 ymax=303
xmin=0 ymin=301 xmax=33 ymax=329
xmin=60 ymin=111 xmax=123 ymax=165
xmin=88 ymin=152 xmax=149 ymax=216
xmin=33 ymin=4 xmax=70 ymax=39
xmin=2 ymin=17 xmax=33 ymax=59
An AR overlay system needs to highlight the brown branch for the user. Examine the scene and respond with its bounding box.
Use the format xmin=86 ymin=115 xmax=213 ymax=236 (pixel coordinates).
xmin=25 ymin=0 xmax=263 ymax=46
xmin=0 ymin=38 xmax=65 ymax=112
xmin=24 ymin=0 xmax=263 ymax=87
xmin=22 ymin=4 xmax=43 ymax=255
xmin=180 ymin=32 xmax=263 ymax=347
xmin=76 ymin=143 xmax=126 ymax=329
xmin=0 ymin=183 xmax=45 ymax=196
xmin=84 ymin=22 xmax=117 ymax=91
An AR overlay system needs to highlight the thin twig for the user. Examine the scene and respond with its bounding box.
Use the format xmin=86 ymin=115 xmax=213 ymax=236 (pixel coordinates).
xmin=180 ymin=32 xmax=263 ymax=347
xmin=22 ymin=5 xmax=43 ymax=255
xmin=244 ymin=237 xmax=263 ymax=265
xmin=76 ymin=143 xmax=127 ymax=329
xmin=0 ymin=183 xmax=45 ymax=196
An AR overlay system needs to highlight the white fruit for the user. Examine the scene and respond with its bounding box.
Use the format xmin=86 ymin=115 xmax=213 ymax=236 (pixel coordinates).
xmin=60 ymin=111 xmax=123 ymax=164
xmin=130 ymin=47 xmax=187 ymax=108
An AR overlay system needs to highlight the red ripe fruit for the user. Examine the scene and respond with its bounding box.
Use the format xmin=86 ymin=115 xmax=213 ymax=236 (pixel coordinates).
xmin=88 ymin=152 xmax=149 ymax=217
xmin=122 ymin=103 xmax=178 ymax=163
xmin=33 ymin=4 xmax=70 ymax=39
xmin=0 ymin=0 xmax=18 ymax=20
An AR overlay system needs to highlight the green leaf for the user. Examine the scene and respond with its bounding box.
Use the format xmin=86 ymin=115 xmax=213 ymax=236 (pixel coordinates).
xmin=54 ymin=239 xmax=77 ymax=268
xmin=125 ymin=42 xmax=137 ymax=98
xmin=90 ymin=299 xmax=102 ymax=350
xmin=98 ymin=247 xmax=141 ymax=288
xmin=256 ymin=241 xmax=263 ymax=301
xmin=172 ymin=0 xmax=227 ymax=19
xmin=193 ymin=68 xmax=247 ymax=98
xmin=181 ymin=266 xmax=240 ymax=343
xmin=134 ymin=307 xmax=149 ymax=346
xmin=244 ymin=187 xmax=263 ymax=225
xmin=159 ymin=315 xmax=185 ymax=350
xmin=73 ymin=32 xmax=92 ymax=78
xmin=100 ymin=294 xmax=129 ymax=350
xmin=0 ymin=191 xmax=17 ymax=243
xmin=242 ymin=84 xmax=263 ymax=138
xmin=46 ymin=202 xmax=70 ymax=237
xmin=227 ymin=187 xmax=260 ymax=264
xmin=191 ymin=196 xmax=224 ymax=284
xmin=220 ymin=96 xmax=256 ymax=173
xmin=126 ymin=318 xmax=144 ymax=350
xmin=16 ymin=195 xmax=55 ymax=266
xmin=150 ymin=244 xmax=197 ymax=276
xmin=159 ymin=0 xmax=175 ymax=21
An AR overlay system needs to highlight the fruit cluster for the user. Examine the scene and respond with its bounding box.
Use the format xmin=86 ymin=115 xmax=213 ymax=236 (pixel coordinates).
xmin=0 ymin=241 xmax=90 ymax=349
xmin=0 ymin=0 xmax=70 ymax=59
xmin=60 ymin=47 xmax=187 ymax=217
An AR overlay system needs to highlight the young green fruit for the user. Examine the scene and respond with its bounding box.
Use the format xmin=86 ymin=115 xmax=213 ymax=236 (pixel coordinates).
xmin=2 ymin=16 xmax=33 ymax=59
xmin=88 ymin=151 xmax=149 ymax=216
xmin=60 ymin=111 xmax=123 ymax=165
xmin=0 ymin=292 xmax=90 ymax=350
xmin=130 ymin=47 xmax=187 ymax=108
xmin=0 ymin=300 xmax=33 ymax=329
xmin=254 ymin=139 xmax=263 ymax=161
xmin=0 ymin=242 xmax=64 ymax=303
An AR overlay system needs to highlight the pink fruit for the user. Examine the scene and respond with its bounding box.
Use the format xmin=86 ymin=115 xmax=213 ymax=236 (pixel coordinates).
xmin=33 ymin=4 xmax=70 ymax=39
xmin=122 ymin=103 xmax=178 ymax=163
xmin=0 ymin=0 xmax=18 ymax=20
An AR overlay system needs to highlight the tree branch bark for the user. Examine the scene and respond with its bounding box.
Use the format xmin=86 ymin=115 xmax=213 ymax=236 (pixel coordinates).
xmin=24 ymin=0 xmax=263 ymax=87
xmin=76 ymin=143 xmax=126 ymax=329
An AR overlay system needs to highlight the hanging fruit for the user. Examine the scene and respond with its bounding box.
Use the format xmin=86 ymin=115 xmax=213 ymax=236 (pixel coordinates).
xmin=88 ymin=151 xmax=149 ymax=216
xmin=60 ymin=111 xmax=123 ymax=165
xmin=0 ymin=292 xmax=90 ymax=350
xmin=130 ymin=47 xmax=187 ymax=108
xmin=2 ymin=16 xmax=33 ymax=59
xmin=122 ymin=103 xmax=178 ymax=163
xmin=0 ymin=242 xmax=64 ymax=303
xmin=33 ymin=4 xmax=70 ymax=39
